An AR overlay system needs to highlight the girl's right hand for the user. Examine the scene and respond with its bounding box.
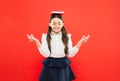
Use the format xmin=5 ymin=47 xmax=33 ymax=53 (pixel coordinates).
xmin=27 ymin=34 xmax=38 ymax=42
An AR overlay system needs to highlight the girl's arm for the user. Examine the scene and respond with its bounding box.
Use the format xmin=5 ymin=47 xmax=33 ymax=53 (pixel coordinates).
xmin=67 ymin=34 xmax=90 ymax=58
xmin=27 ymin=34 xmax=50 ymax=57
xmin=75 ymin=35 xmax=90 ymax=48
xmin=27 ymin=34 xmax=41 ymax=48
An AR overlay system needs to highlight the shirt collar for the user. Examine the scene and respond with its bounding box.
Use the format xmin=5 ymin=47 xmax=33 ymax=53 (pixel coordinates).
xmin=51 ymin=31 xmax=62 ymax=35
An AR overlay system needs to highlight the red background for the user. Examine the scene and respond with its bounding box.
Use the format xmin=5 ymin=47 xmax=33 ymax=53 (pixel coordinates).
xmin=0 ymin=0 xmax=120 ymax=81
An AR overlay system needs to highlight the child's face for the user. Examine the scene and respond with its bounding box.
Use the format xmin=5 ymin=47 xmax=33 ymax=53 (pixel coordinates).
xmin=49 ymin=18 xmax=64 ymax=33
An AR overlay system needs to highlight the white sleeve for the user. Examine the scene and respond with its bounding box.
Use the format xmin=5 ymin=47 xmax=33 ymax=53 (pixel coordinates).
xmin=38 ymin=33 xmax=50 ymax=57
xmin=67 ymin=34 xmax=79 ymax=58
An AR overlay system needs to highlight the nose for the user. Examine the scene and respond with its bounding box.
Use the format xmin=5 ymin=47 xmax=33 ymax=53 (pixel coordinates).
xmin=55 ymin=24 xmax=59 ymax=27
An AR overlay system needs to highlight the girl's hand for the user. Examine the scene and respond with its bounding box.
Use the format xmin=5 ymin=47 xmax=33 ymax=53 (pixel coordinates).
xmin=27 ymin=34 xmax=38 ymax=42
xmin=27 ymin=34 xmax=41 ymax=48
xmin=76 ymin=34 xmax=90 ymax=48
xmin=80 ymin=34 xmax=90 ymax=43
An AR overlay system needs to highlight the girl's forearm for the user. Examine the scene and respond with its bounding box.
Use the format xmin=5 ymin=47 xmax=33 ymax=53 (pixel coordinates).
xmin=34 ymin=39 xmax=41 ymax=48
xmin=75 ymin=40 xmax=84 ymax=48
xmin=75 ymin=35 xmax=90 ymax=48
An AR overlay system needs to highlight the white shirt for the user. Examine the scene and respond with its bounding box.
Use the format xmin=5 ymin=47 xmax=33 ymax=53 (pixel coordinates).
xmin=38 ymin=32 xmax=79 ymax=58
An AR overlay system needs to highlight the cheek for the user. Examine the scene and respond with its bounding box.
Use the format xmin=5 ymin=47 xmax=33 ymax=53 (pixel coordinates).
xmin=50 ymin=25 xmax=55 ymax=28
xmin=59 ymin=24 xmax=64 ymax=28
xmin=60 ymin=26 xmax=63 ymax=29
xmin=61 ymin=23 xmax=64 ymax=27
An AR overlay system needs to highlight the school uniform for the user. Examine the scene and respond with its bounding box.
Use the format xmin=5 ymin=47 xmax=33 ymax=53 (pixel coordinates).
xmin=38 ymin=31 xmax=79 ymax=81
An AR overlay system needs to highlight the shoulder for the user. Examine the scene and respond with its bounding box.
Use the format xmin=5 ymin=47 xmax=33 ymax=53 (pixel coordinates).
xmin=67 ymin=33 xmax=72 ymax=41
xmin=42 ymin=33 xmax=47 ymax=36
xmin=41 ymin=33 xmax=47 ymax=39
xmin=67 ymin=33 xmax=72 ymax=37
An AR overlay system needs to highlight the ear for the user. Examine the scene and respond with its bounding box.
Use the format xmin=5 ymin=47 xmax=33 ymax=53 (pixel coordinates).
xmin=62 ymin=23 xmax=64 ymax=27
xmin=49 ymin=23 xmax=51 ymax=27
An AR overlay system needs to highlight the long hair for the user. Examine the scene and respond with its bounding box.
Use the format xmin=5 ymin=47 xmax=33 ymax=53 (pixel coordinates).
xmin=46 ymin=14 xmax=69 ymax=55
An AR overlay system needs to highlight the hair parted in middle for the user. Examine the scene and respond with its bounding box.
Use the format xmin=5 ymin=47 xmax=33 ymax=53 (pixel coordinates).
xmin=46 ymin=14 xmax=69 ymax=55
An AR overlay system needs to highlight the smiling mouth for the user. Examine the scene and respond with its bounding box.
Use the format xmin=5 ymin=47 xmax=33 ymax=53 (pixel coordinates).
xmin=54 ymin=27 xmax=60 ymax=30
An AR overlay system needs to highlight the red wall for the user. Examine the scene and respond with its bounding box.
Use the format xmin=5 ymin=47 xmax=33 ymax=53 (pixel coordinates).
xmin=0 ymin=0 xmax=120 ymax=81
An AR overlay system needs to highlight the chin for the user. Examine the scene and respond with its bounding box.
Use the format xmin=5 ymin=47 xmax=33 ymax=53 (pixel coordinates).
xmin=54 ymin=30 xmax=61 ymax=33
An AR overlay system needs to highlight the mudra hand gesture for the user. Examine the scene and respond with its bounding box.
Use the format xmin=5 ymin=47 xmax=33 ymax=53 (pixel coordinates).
xmin=27 ymin=34 xmax=38 ymax=42
xmin=76 ymin=34 xmax=90 ymax=48
xmin=80 ymin=34 xmax=90 ymax=43
xmin=27 ymin=34 xmax=41 ymax=47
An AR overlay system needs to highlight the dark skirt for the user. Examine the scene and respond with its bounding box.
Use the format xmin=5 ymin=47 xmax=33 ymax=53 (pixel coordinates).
xmin=39 ymin=57 xmax=76 ymax=81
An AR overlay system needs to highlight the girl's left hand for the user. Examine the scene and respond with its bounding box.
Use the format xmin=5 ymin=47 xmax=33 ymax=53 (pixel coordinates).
xmin=75 ymin=34 xmax=90 ymax=48
xmin=80 ymin=34 xmax=90 ymax=43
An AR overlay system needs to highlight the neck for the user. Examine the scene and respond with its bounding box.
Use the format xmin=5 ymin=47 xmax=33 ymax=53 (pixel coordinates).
xmin=51 ymin=31 xmax=62 ymax=35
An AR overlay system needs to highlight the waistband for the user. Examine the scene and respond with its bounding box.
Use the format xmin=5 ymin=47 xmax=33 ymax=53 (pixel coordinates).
xmin=47 ymin=56 xmax=67 ymax=59
xmin=43 ymin=56 xmax=70 ymax=67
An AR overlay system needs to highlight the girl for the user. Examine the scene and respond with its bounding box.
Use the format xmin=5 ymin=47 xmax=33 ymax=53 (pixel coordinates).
xmin=27 ymin=11 xmax=90 ymax=81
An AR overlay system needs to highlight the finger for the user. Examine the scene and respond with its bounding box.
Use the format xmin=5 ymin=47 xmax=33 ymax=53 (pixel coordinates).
xmin=86 ymin=36 xmax=89 ymax=40
xmin=31 ymin=34 xmax=34 ymax=36
xmin=82 ymin=36 xmax=86 ymax=39
xmin=26 ymin=34 xmax=29 ymax=37
xmin=30 ymin=34 xmax=35 ymax=38
xmin=86 ymin=35 xmax=90 ymax=39
xmin=86 ymin=37 xmax=90 ymax=41
xmin=87 ymin=34 xmax=90 ymax=38
xmin=27 ymin=34 xmax=30 ymax=39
